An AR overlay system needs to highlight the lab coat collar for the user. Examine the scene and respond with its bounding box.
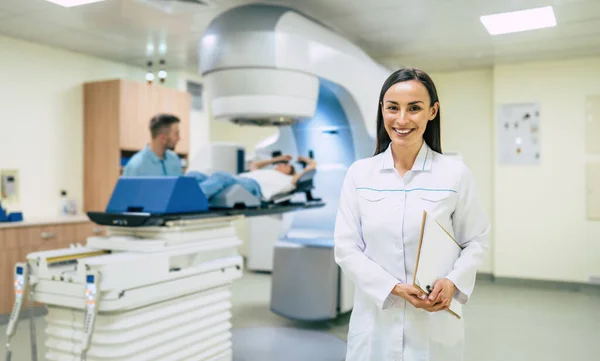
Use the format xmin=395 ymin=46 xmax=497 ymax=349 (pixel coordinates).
xmin=380 ymin=141 xmax=433 ymax=172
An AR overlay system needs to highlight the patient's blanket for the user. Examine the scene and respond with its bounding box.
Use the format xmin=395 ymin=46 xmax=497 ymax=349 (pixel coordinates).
xmin=239 ymin=169 xmax=295 ymax=201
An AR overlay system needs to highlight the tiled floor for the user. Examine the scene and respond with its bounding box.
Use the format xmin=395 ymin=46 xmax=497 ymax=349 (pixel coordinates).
xmin=2 ymin=272 xmax=599 ymax=360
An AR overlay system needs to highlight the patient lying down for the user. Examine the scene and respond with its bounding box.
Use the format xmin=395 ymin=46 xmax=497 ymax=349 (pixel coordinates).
xmin=187 ymin=155 xmax=316 ymax=202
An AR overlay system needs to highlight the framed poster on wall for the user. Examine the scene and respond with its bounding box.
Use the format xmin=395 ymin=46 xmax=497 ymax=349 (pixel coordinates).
xmin=497 ymin=102 xmax=541 ymax=165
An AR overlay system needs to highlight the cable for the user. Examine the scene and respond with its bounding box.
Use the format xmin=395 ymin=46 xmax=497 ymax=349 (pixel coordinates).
xmin=4 ymin=343 xmax=12 ymax=361
xmin=28 ymin=288 xmax=38 ymax=361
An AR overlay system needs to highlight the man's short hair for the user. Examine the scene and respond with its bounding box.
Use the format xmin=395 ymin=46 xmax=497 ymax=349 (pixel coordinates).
xmin=150 ymin=114 xmax=180 ymax=139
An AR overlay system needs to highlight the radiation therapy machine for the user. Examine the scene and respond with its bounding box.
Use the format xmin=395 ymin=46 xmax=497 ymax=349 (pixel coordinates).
xmin=198 ymin=3 xmax=390 ymax=322
xmin=4 ymin=3 xmax=393 ymax=360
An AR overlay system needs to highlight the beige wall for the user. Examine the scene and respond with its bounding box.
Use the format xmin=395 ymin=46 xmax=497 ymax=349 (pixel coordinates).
xmin=429 ymin=57 xmax=600 ymax=283
xmin=493 ymin=58 xmax=600 ymax=283
xmin=0 ymin=35 xmax=154 ymax=219
xmin=430 ymin=69 xmax=495 ymax=274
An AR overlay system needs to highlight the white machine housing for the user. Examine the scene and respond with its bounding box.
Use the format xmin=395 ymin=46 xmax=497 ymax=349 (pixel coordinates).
xmin=187 ymin=142 xmax=247 ymax=175
xmin=24 ymin=217 xmax=244 ymax=361
xmin=199 ymin=3 xmax=392 ymax=319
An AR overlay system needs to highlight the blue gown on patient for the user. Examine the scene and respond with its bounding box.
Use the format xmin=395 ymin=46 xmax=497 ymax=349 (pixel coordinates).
xmin=187 ymin=171 xmax=262 ymax=200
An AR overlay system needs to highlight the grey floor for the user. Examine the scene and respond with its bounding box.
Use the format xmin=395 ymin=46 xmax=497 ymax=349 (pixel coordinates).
xmin=2 ymin=272 xmax=599 ymax=361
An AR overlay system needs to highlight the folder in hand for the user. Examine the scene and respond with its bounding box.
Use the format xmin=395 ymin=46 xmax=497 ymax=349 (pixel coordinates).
xmin=412 ymin=210 xmax=463 ymax=319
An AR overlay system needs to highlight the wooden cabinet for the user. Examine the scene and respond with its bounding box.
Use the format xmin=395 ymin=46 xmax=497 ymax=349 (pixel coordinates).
xmin=0 ymin=220 xmax=106 ymax=315
xmin=83 ymin=79 xmax=192 ymax=212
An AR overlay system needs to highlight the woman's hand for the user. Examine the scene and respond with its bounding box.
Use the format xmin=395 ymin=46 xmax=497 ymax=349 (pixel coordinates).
xmin=392 ymin=284 xmax=434 ymax=310
xmin=426 ymin=278 xmax=456 ymax=311
xmin=393 ymin=281 xmax=454 ymax=313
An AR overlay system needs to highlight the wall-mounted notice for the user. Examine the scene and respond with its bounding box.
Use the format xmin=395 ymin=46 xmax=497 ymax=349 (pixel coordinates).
xmin=497 ymin=102 xmax=541 ymax=165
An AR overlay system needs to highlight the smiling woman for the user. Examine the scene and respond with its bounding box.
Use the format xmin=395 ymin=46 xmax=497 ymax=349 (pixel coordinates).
xmin=375 ymin=68 xmax=442 ymax=160
xmin=334 ymin=67 xmax=490 ymax=361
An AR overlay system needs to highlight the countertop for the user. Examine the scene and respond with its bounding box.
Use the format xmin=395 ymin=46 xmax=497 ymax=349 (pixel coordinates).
xmin=0 ymin=214 xmax=91 ymax=229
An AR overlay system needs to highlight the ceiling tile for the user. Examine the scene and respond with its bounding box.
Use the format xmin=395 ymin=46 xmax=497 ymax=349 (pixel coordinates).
xmin=0 ymin=14 xmax=64 ymax=42
xmin=0 ymin=0 xmax=62 ymax=13
xmin=0 ymin=9 xmax=14 ymax=20
xmin=378 ymin=56 xmax=468 ymax=73
xmin=125 ymin=50 xmax=194 ymax=73
xmin=43 ymin=30 xmax=144 ymax=60
xmin=493 ymin=32 xmax=600 ymax=56
xmin=555 ymin=0 xmax=600 ymax=22
xmin=493 ymin=44 xmax=600 ymax=65
xmin=0 ymin=0 xmax=599 ymax=75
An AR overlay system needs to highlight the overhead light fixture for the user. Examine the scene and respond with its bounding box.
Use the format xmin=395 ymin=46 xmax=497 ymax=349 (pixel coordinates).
xmin=45 ymin=0 xmax=105 ymax=7
xmin=480 ymin=6 xmax=557 ymax=35
xmin=146 ymin=61 xmax=154 ymax=85
xmin=158 ymin=60 xmax=167 ymax=84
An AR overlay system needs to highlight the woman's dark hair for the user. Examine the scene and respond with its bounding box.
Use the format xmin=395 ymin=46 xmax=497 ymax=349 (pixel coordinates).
xmin=374 ymin=68 xmax=442 ymax=156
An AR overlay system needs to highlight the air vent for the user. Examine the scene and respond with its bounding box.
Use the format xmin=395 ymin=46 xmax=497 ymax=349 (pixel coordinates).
xmin=186 ymin=81 xmax=204 ymax=111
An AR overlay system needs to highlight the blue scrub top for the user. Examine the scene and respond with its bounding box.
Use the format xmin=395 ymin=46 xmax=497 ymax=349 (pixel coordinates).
xmin=122 ymin=145 xmax=183 ymax=177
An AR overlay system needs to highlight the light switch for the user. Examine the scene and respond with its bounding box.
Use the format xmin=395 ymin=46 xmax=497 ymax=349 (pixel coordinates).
xmin=1 ymin=169 xmax=19 ymax=203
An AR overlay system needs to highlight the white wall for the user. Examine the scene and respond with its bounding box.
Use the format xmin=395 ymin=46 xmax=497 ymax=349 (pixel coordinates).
xmin=429 ymin=57 xmax=600 ymax=283
xmin=0 ymin=35 xmax=151 ymax=219
xmin=175 ymin=71 xmax=210 ymax=161
xmin=493 ymin=58 xmax=600 ymax=283
xmin=430 ymin=69 xmax=495 ymax=274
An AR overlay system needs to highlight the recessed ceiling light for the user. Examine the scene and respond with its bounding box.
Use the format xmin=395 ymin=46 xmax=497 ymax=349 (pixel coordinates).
xmin=45 ymin=0 xmax=105 ymax=7
xmin=480 ymin=6 xmax=557 ymax=35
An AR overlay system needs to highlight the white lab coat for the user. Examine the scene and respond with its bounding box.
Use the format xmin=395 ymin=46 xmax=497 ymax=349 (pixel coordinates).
xmin=334 ymin=142 xmax=489 ymax=361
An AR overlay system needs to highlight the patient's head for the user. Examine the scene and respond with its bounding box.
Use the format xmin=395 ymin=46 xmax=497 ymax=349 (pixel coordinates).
xmin=275 ymin=162 xmax=296 ymax=175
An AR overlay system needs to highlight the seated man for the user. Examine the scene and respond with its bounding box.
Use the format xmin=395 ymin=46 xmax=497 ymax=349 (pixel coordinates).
xmin=187 ymin=154 xmax=316 ymax=202
xmin=123 ymin=114 xmax=183 ymax=176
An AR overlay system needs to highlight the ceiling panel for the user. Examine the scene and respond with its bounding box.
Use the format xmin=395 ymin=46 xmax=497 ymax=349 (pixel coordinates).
xmin=0 ymin=14 xmax=65 ymax=43
xmin=38 ymin=28 xmax=148 ymax=62
xmin=379 ymin=56 xmax=469 ymax=74
xmin=0 ymin=0 xmax=599 ymax=74
xmin=360 ymin=15 xmax=600 ymax=60
xmin=493 ymin=32 xmax=600 ymax=56
xmin=269 ymin=0 xmax=414 ymax=18
xmin=493 ymin=45 xmax=600 ymax=65
xmin=0 ymin=9 xmax=14 ymax=20
xmin=324 ymin=0 xmax=562 ymax=36
xmin=30 ymin=1 xmax=213 ymax=42
xmin=0 ymin=0 xmax=60 ymax=13
xmin=555 ymin=0 xmax=600 ymax=22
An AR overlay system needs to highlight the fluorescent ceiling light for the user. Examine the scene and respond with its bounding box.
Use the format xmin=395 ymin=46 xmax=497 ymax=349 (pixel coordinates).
xmin=480 ymin=6 xmax=557 ymax=35
xmin=45 ymin=0 xmax=105 ymax=7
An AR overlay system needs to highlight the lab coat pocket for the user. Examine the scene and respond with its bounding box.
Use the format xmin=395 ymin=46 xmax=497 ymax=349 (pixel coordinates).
xmin=420 ymin=191 xmax=451 ymax=203
xmin=419 ymin=191 xmax=454 ymax=217
xmin=357 ymin=189 xmax=386 ymax=202
xmin=357 ymin=190 xmax=388 ymax=220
